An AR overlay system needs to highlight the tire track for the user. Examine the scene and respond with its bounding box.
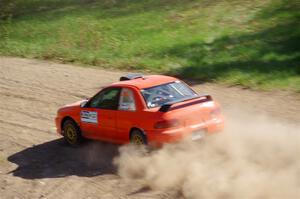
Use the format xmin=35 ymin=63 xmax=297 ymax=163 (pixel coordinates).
xmin=0 ymin=107 xmax=50 ymax=121
xmin=0 ymin=119 xmax=53 ymax=135
xmin=0 ymin=91 xmax=60 ymax=105
xmin=0 ymin=76 xmax=89 ymax=99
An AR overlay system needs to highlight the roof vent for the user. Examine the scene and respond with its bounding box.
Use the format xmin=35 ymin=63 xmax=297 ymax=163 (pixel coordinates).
xmin=119 ymin=73 xmax=143 ymax=81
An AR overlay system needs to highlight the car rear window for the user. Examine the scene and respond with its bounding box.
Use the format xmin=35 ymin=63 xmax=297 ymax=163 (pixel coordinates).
xmin=141 ymin=81 xmax=198 ymax=108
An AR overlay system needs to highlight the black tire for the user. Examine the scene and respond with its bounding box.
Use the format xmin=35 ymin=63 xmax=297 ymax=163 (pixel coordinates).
xmin=62 ymin=119 xmax=83 ymax=146
xmin=130 ymin=129 xmax=147 ymax=145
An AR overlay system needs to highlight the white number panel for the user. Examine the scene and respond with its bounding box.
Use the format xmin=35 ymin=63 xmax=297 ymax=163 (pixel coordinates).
xmin=81 ymin=111 xmax=98 ymax=123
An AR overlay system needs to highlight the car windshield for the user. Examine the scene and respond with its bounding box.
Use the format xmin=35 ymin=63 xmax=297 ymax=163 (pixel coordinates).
xmin=141 ymin=81 xmax=198 ymax=108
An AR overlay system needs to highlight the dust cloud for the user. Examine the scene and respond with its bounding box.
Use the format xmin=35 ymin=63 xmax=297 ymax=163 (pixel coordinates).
xmin=114 ymin=109 xmax=300 ymax=199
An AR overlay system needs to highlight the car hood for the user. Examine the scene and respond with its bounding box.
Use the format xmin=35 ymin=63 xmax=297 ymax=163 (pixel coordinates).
xmin=58 ymin=99 xmax=87 ymax=113
xmin=63 ymin=99 xmax=87 ymax=108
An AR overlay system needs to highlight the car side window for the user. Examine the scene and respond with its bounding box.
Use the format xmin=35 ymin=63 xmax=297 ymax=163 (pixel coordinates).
xmin=118 ymin=88 xmax=136 ymax=111
xmin=88 ymin=87 xmax=121 ymax=110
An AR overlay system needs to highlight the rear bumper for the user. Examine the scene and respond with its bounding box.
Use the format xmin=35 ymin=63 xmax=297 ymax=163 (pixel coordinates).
xmin=147 ymin=116 xmax=224 ymax=146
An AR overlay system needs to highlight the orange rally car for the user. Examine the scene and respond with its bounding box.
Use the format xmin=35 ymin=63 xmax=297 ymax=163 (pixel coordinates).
xmin=55 ymin=74 xmax=224 ymax=146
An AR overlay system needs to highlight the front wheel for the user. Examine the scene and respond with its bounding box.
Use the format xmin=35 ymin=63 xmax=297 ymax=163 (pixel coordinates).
xmin=130 ymin=130 xmax=147 ymax=145
xmin=63 ymin=119 xmax=83 ymax=146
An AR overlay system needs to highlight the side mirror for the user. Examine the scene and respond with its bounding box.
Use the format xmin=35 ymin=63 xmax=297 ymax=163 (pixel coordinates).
xmin=80 ymin=99 xmax=89 ymax=108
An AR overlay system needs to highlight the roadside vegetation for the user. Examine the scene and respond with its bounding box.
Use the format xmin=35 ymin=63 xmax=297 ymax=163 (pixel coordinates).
xmin=0 ymin=0 xmax=299 ymax=91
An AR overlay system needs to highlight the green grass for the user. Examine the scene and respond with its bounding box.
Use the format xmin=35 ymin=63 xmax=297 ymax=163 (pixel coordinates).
xmin=0 ymin=0 xmax=299 ymax=91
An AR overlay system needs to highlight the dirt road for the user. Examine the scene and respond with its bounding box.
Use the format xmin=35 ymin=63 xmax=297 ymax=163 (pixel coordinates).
xmin=0 ymin=57 xmax=299 ymax=199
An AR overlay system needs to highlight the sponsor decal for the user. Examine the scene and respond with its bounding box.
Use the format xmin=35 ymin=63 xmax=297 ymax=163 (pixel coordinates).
xmin=81 ymin=111 xmax=98 ymax=123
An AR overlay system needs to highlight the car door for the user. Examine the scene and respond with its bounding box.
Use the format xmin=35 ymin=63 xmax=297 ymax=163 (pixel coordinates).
xmin=115 ymin=88 xmax=138 ymax=142
xmin=80 ymin=87 xmax=121 ymax=141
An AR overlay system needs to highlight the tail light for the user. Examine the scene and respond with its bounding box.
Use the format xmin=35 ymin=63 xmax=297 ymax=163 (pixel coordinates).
xmin=154 ymin=119 xmax=180 ymax=129
xmin=211 ymin=108 xmax=221 ymax=118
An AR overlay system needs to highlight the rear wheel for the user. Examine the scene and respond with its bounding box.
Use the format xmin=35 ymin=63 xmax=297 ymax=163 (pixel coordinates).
xmin=130 ymin=130 xmax=147 ymax=145
xmin=63 ymin=119 xmax=83 ymax=146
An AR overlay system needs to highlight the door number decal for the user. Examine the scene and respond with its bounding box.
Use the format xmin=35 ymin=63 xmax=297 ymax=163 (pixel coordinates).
xmin=81 ymin=111 xmax=98 ymax=123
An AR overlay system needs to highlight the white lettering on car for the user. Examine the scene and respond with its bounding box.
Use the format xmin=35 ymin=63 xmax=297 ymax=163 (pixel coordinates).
xmin=81 ymin=111 xmax=98 ymax=123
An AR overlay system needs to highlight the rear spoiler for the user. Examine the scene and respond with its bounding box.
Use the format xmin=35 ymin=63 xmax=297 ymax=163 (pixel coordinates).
xmin=159 ymin=94 xmax=212 ymax=112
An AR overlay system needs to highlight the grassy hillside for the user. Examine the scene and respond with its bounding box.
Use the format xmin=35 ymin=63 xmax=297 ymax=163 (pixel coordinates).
xmin=0 ymin=0 xmax=299 ymax=91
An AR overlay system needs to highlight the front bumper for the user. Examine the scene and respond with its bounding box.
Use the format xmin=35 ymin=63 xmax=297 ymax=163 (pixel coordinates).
xmin=55 ymin=117 xmax=62 ymax=135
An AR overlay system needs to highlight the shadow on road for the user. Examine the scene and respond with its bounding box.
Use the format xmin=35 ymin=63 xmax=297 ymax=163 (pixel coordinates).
xmin=7 ymin=138 xmax=120 ymax=179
